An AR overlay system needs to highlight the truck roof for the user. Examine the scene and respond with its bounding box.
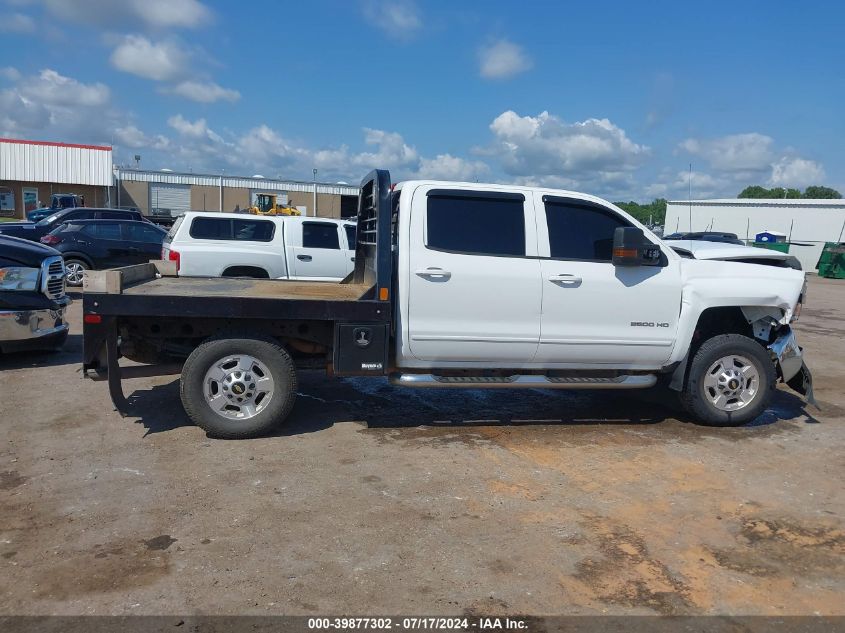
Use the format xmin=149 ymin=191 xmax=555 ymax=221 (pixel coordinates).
xmin=180 ymin=211 xmax=354 ymax=224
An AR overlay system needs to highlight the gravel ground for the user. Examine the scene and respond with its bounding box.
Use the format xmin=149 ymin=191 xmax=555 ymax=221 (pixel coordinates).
xmin=0 ymin=276 xmax=843 ymax=616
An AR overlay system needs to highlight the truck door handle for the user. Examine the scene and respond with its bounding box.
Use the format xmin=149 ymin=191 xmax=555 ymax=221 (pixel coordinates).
xmin=549 ymin=274 xmax=582 ymax=284
xmin=297 ymin=254 xmax=312 ymax=262
xmin=416 ymin=267 xmax=451 ymax=279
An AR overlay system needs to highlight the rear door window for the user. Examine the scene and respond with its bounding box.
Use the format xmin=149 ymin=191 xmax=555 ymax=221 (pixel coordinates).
xmin=344 ymin=225 xmax=356 ymax=249
xmin=426 ymin=191 xmax=526 ymax=256
xmin=302 ymin=222 xmax=340 ymax=249
xmin=82 ymin=223 xmax=122 ymax=240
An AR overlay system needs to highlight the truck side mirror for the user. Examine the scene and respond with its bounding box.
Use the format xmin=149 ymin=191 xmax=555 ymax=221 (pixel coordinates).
xmin=612 ymin=226 xmax=661 ymax=266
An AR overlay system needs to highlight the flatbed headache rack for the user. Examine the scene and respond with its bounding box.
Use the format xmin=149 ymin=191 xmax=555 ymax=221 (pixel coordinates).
xmin=82 ymin=169 xmax=396 ymax=413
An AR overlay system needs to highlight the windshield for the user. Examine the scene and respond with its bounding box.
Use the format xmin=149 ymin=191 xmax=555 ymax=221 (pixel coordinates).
xmin=36 ymin=212 xmax=64 ymax=227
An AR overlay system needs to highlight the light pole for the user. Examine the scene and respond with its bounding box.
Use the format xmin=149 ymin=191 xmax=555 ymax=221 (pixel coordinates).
xmin=312 ymin=168 xmax=318 ymax=218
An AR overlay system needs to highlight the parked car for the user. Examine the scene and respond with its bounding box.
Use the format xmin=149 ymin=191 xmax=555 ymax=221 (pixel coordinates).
xmin=26 ymin=193 xmax=84 ymax=222
xmin=83 ymin=170 xmax=812 ymax=439
xmin=0 ymin=235 xmax=69 ymax=353
xmin=40 ymin=219 xmax=167 ymax=286
xmin=0 ymin=208 xmax=148 ymax=242
xmin=162 ymin=212 xmax=356 ymax=281
xmin=663 ymin=231 xmax=744 ymax=245
xmin=668 ymin=240 xmax=802 ymax=269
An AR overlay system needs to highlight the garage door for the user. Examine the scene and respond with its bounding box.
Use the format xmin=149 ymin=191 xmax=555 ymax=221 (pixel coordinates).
xmin=149 ymin=183 xmax=190 ymax=214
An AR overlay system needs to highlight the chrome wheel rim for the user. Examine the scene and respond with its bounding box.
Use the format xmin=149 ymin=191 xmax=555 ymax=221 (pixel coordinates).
xmin=702 ymin=354 xmax=760 ymax=412
xmin=203 ymin=354 xmax=274 ymax=420
xmin=65 ymin=262 xmax=85 ymax=285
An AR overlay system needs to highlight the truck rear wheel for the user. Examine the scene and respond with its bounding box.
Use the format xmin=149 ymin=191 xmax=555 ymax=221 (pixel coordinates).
xmin=180 ymin=333 xmax=297 ymax=438
xmin=680 ymin=333 xmax=775 ymax=427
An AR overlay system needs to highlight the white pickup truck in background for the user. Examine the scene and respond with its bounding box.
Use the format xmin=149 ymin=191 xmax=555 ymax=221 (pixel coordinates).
xmin=162 ymin=213 xmax=356 ymax=281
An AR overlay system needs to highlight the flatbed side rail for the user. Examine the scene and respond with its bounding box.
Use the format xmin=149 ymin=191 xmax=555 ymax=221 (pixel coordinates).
xmin=83 ymin=261 xmax=177 ymax=294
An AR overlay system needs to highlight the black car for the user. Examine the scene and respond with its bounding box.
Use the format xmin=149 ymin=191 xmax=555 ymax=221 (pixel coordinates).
xmin=0 ymin=235 xmax=70 ymax=353
xmin=0 ymin=207 xmax=148 ymax=242
xmin=662 ymin=231 xmax=744 ymax=245
xmin=40 ymin=219 xmax=167 ymax=286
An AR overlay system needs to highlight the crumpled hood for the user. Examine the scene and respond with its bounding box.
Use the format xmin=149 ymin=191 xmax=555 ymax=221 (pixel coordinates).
xmin=680 ymin=258 xmax=804 ymax=323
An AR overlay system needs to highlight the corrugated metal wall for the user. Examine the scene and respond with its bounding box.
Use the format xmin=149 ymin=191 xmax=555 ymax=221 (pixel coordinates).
xmin=665 ymin=200 xmax=845 ymax=272
xmin=0 ymin=139 xmax=113 ymax=186
xmin=115 ymin=167 xmax=359 ymax=196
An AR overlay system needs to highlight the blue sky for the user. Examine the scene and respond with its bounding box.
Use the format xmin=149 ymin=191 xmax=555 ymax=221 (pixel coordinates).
xmin=1 ymin=0 xmax=842 ymax=201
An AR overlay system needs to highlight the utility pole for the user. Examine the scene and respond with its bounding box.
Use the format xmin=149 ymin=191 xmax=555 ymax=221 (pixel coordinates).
xmin=312 ymin=168 xmax=318 ymax=218
xmin=688 ymin=163 xmax=693 ymax=231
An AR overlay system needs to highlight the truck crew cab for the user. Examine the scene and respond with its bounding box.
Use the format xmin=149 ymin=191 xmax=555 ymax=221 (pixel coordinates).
xmin=82 ymin=170 xmax=812 ymax=438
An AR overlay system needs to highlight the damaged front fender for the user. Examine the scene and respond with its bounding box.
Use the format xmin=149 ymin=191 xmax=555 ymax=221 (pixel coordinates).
xmin=768 ymin=327 xmax=818 ymax=409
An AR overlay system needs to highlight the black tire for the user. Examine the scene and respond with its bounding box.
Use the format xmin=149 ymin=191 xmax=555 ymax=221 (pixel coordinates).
xmin=64 ymin=258 xmax=89 ymax=287
xmin=680 ymin=333 xmax=775 ymax=427
xmin=180 ymin=332 xmax=297 ymax=439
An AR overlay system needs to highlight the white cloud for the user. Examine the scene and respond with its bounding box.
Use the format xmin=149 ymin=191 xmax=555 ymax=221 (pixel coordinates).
xmin=167 ymin=114 xmax=223 ymax=143
xmin=21 ymin=69 xmax=110 ymax=107
xmin=679 ymin=133 xmax=774 ymax=172
xmin=478 ymin=39 xmax=533 ymax=80
xmin=40 ymin=0 xmax=211 ymax=29
xmin=769 ymin=157 xmax=825 ymax=188
xmin=0 ymin=12 xmax=35 ymax=33
xmin=110 ymin=36 xmax=189 ymax=81
xmin=0 ymin=69 xmax=113 ymax=142
xmin=416 ymin=154 xmax=490 ymax=182
xmin=362 ymin=0 xmax=422 ymax=40
xmin=487 ymin=110 xmax=648 ymax=182
xmin=165 ymin=80 xmax=240 ymax=103
xmin=114 ymin=125 xmax=170 ymax=150
xmin=0 ymin=67 xmax=21 ymax=81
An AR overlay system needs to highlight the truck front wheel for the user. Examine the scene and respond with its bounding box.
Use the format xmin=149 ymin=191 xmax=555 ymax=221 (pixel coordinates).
xmin=180 ymin=333 xmax=297 ymax=438
xmin=680 ymin=333 xmax=776 ymax=427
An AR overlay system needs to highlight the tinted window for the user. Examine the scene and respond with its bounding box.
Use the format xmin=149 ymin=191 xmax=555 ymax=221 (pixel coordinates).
xmin=545 ymin=201 xmax=628 ymax=261
xmin=344 ymin=225 xmax=356 ymax=249
xmin=190 ymin=217 xmax=230 ymax=240
xmin=125 ymin=223 xmax=165 ymax=243
xmin=426 ymin=193 xmax=525 ymax=256
xmin=82 ymin=223 xmax=122 ymax=240
xmin=99 ymin=211 xmax=131 ymax=220
xmin=233 ymin=219 xmax=274 ymax=241
xmin=189 ymin=217 xmax=274 ymax=241
xmin=302 ymin=222 xmax=340 ymax=249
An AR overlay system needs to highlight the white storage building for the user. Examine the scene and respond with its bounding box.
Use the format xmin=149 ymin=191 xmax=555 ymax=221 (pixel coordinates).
xmin=665 ymin=199 xmax=845 ymax=272
xmin=0 ymin=137 xmax=113 ymax=217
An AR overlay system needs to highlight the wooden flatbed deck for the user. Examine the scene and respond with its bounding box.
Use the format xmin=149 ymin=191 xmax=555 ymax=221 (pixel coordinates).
xmin=122 ymin=276 xmax=369 ymax=301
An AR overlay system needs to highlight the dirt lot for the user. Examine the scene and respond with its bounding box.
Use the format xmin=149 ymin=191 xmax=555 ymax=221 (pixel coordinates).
xmin=0 ymin=276 xmax=843 ymax=616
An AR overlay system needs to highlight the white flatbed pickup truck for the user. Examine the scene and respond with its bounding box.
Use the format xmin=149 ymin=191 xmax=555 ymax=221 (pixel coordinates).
xmin=82 ymin=170 xmax=814 ymax=438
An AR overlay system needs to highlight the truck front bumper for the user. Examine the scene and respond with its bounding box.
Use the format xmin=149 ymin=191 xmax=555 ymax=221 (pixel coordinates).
xmin=768 ymin=326 xmax=816 ymax=406
xmin=0 ymin=305 xmax=69 ymax=352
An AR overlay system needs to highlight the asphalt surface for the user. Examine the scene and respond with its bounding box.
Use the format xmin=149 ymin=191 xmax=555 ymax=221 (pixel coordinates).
xmin=0 ymin=276 xmax=843 ymax=616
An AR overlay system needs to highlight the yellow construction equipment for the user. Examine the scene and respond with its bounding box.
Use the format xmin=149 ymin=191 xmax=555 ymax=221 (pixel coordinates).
xmin=248 ymin=193 xmax=301 ymax=216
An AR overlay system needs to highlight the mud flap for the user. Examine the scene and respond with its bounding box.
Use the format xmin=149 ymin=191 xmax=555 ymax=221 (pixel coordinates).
xmin=786 ymin=362 xmax=819 ymax=410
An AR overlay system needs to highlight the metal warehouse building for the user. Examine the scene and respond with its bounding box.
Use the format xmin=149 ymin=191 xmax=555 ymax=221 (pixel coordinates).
xmin=0 ymin=136 xmax=360 ymax=221
xmin=665 ymin=199 xmax=845 ymax=272
xmin=0 ymin=138 xmax=113 ymax=217
xmin=115 ymin=168 xmax=360 ymax=219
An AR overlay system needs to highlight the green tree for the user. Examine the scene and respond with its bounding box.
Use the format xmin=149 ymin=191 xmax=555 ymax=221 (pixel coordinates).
xmin=738 ymin=185 xmax=774 ymax=198
xmin=803 ymin=185 xmax=842 ymax=199
xmin=738 ymin=184 xmax=842 ymax=199
xmin=615 ymin=198 xmax=666 ymax=225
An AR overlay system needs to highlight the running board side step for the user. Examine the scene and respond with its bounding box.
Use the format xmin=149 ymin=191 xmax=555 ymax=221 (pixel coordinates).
xmin=389 ymin=374 xmax=657 ymax=389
